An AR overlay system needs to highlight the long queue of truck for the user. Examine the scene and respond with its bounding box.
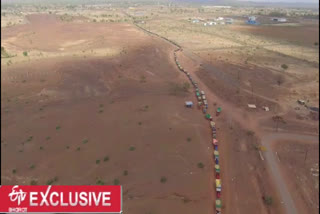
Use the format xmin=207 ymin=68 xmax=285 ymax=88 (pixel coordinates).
xmin=174 ymin=48 xmax=222 ymax=214
xmin=134 ymin=23 xmax=223 ymax=213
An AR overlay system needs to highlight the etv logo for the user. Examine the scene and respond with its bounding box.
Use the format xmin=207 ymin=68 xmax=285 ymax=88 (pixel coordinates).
xmin=0 ymin=185 xmax=122 ymax=213
xmin=8 ymin=185 xmax=27 ymax=205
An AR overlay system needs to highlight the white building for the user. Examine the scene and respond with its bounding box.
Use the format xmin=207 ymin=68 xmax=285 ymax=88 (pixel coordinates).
xmin=248 ymin=16 xmax=256 ymax=21
xmin=272 ymin=17 xmax=287 ymax=22
xmin=225 ymin=18 xmax=233 ymax=24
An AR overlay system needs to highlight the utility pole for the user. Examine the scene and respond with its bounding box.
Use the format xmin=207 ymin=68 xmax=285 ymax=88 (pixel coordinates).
xmin=275 ymin=120 xmax=279 ymax=132
xmin=251 ymin=83 xmax=253 ymax=98
xmin=251 ymin=82 xmax=256 ymax=105
xmin=304 ymin=146 xmax=308 ymax=163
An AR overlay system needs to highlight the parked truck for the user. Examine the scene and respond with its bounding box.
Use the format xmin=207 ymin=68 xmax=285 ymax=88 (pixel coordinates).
xmin=216 ymin=179 xmax=221 ymax=192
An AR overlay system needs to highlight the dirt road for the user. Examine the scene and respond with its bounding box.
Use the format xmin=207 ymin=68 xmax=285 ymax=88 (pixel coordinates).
xmin=261 ymin=132 xmax=319 ymax=214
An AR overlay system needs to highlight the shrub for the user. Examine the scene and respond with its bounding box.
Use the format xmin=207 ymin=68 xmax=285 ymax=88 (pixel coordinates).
xmin=30 ymin=180 xmax=37 ymax=185
xmin=30 ymin=164 xmax=35 ymax=169
xmin=40 ymin=146 xmax=43 ymax=150
xmin=276 ymin=75 xmax=285 ymax=86
xmin=103 ymin=156 xmax=109 ymax=162
xmin=140 ymin=75 xmax=146 ymax=83
xmin=197 ymin=162 xmax=204 ymax=168
xmin=56 ymin=126 xmax=61 ymax=130
xmin=12 ymin=169 xmax=17 ymax=174
xmin=46 ymin=179 xmax=54 ymax=185
xmin=281 ymin=64 xmax=288 ymax=70
xmin=314 ymin=42 xmax=318 ymax=46
xmin=96 ymin=179 xmax=105 ymax=185
xmin=114 ymin=179 xmax=120 ymax=185
xmin=160 ymin=176 xmax=167 ymax=183
xmin=182 ymin=82 xmax=191 ymax=92
xmin=46 ymin=136 xmax=51 ymax=140
xmin=263 ymin=196 xmax=273 ymax=205
xmin=82 ymin=139 xmax=89 ymax=144
xmin=123 ymin=170 xmax=128 ymax=176
xmin=187 ymin=137 xmax=192 ymax=142
xmin=183 ymin=198 xmax=191 ymax=203
xmin=96 ymin=159 xmax=100 ymax=164
xmin=76 ymin=147 xmax=80 ymax=151
xmin=23 ymin=51 xmax=28 ymax=56
xmin=129 ymin=146 xmax=136 ymax=151
xmin=247 ymin=131 xmax=255 ymax=136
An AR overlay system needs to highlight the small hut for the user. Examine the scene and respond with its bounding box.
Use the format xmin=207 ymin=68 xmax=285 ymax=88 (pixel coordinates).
xmin=185 ymin=101 xmax=193 ymax=108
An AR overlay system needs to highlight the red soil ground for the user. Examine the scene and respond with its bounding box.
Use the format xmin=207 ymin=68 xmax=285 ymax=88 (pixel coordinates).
xmin=1 ymin=14 xmax=214 ymax=214
xmin=230 ymin=24 xmax=319 ymax=47
xmin=1 ymin=13 xmax=319 ymax=214
xmin=272 ymin=138 xmax=319 ymax=214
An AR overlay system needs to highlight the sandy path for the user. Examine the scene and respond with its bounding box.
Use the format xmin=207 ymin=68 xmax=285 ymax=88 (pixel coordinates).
xmin=261 ymin=132 xmax=319 ymax=214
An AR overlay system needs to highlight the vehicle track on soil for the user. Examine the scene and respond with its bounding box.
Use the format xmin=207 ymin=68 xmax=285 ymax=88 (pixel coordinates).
xmin=261 ymin=132 xmax=319 ymax=214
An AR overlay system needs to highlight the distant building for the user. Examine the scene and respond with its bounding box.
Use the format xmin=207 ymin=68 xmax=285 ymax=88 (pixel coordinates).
xmin=210 ymin=6 xmax=231 ymax=9
xmin=217 ymin=17 xmax=224 ymax=21
xmin=247 ymin=16 xmax=259 ymax=25
xmin=208 ymin=21 xmax=217 ymax=25
xmin=248 ymin=16 xmax=256 ymax=21
xmin=192 ymin=19 xmax=200 ymax=23
xmin=225 ymin=18 xmax=233 ymax=24
xmin=271 ymin=17 xmax=287 ymax=22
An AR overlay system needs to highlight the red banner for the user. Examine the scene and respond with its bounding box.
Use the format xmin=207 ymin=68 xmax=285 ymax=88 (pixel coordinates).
xmin=0 ymin=185 xmax=122 ymax=213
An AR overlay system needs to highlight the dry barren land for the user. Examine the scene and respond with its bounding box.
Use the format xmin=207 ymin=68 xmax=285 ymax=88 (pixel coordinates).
xmin=1 ymin=4 xmax=319 ymax=214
